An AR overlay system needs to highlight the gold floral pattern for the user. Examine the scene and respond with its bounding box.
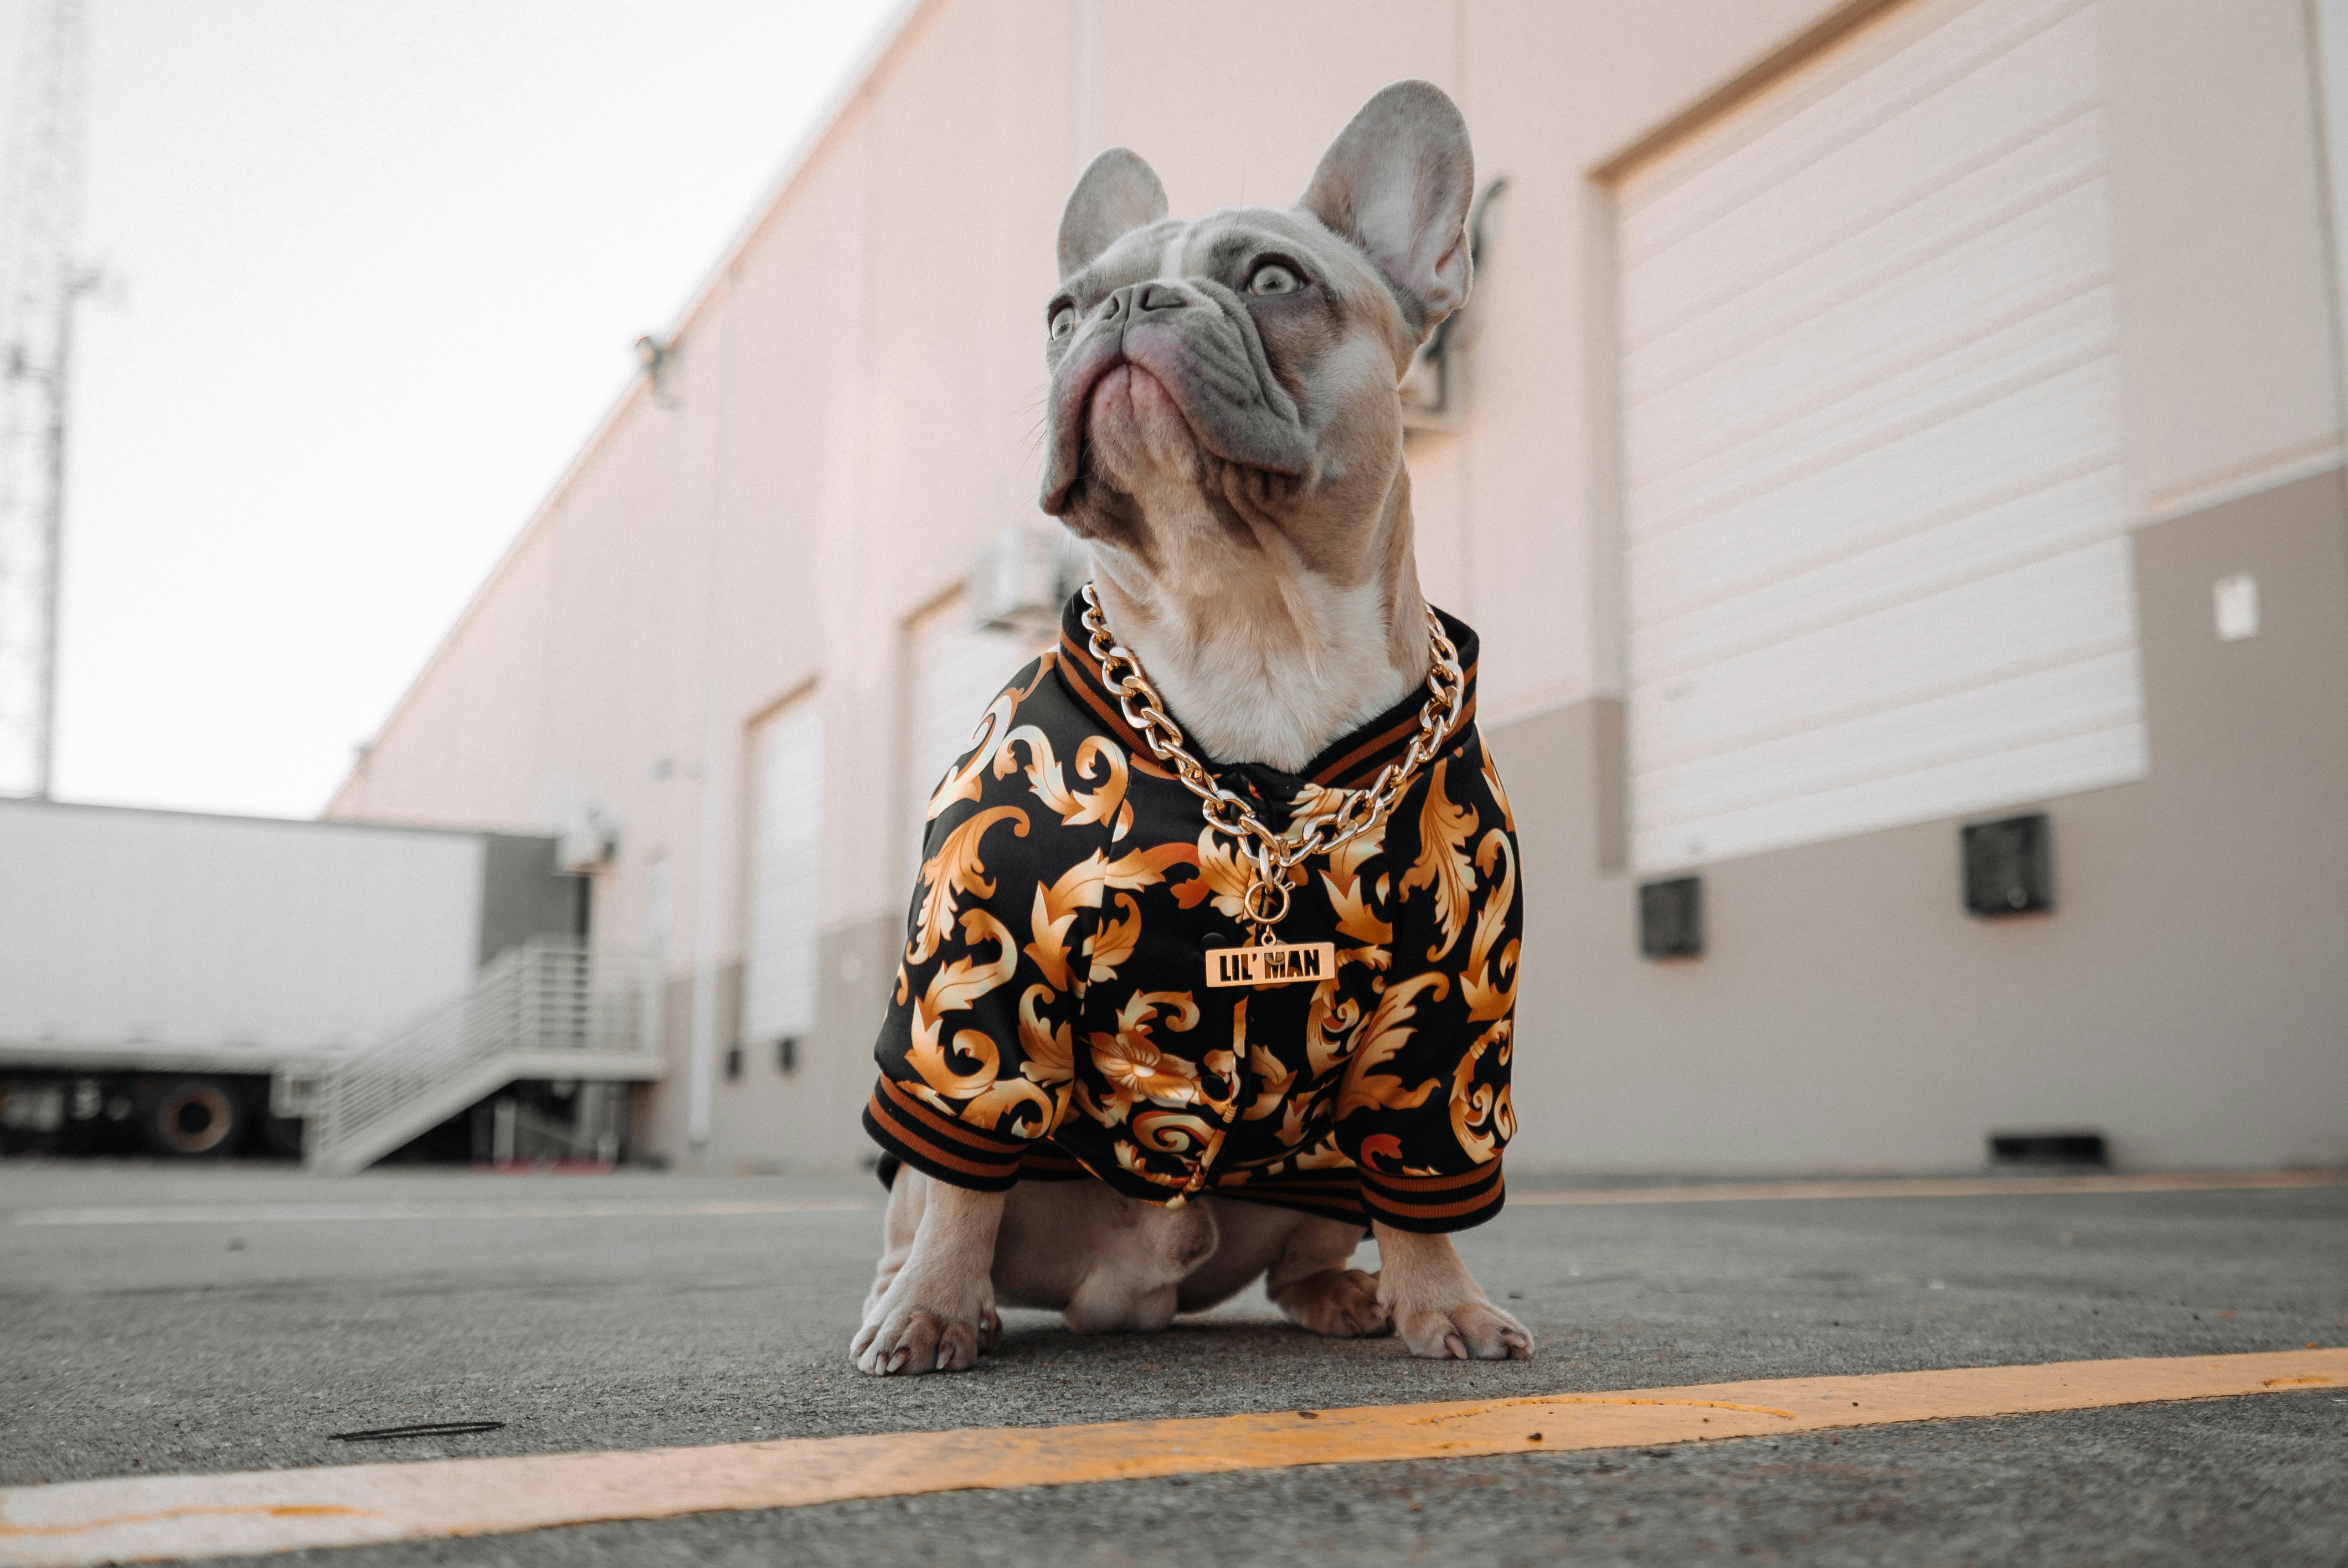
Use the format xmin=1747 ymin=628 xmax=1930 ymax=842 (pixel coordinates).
xmin=864 ymin=596 xmax=1521 ymax=1233
xmin=1398 ymin=760 xmax=1477 ymax=962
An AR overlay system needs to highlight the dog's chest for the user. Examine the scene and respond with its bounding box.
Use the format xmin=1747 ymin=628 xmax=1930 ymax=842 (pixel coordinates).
xmin=880 ymin=605 xmax=1521 ymax=1206
xmin=1120 ymin=571 xmax=1410 ymax=775
xmin=996 ymin=677 xmax=1514 ymax=1187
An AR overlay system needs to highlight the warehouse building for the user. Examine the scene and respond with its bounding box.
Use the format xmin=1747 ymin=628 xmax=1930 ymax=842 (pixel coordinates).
xmin=329 ymin=0 xmax=2348 ymax=1175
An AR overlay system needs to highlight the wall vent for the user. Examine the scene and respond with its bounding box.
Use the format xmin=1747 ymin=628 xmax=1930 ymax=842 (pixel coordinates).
xmin=967 ymin=526 xmax=1085 ymax=633
xmin=1989 ymin=1129 xmax=2106 ymax=1166
xmin=1639 ymin=875 xmax=1705 ymax=959
xmin=1963 ymin=813 xmax=2052 ymax=916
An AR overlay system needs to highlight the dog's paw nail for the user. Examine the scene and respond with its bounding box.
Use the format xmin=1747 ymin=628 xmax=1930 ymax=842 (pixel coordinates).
xmin=885 ymin=1348 xmax=910 ymax=1375
xmin=1444 ymin=1332 xmax=1468 ymax=1360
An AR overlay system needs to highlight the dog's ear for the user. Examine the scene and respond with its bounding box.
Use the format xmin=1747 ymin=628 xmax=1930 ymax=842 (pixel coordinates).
xmin=1059 ymin=148 xmax=1170 ymax=280
xmin=1300 ymin=80 xmax=1474 ymax=341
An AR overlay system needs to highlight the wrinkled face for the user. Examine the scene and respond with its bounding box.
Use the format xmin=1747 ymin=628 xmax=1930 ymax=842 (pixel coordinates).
xmin=1037 ymin=84 xmax=1474 ymax=590
xmin=1039 ymin=206 xmax=1422 ymax=572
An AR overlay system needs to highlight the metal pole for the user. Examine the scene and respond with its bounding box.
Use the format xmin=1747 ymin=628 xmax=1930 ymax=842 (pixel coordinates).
xmin=33 ymin=271 xmax=90 ymax=798
xmin=0 ymin=0 xmax=90 ymax=800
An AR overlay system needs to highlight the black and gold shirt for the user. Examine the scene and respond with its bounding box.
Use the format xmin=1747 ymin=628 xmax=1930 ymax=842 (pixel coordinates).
xmin=864 ymin=592 xmax=1521 ymax=1234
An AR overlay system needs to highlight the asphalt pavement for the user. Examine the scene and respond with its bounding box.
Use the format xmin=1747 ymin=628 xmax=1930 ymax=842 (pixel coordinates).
xmin=3 ymin=1158 xmax=2343 ymax=1565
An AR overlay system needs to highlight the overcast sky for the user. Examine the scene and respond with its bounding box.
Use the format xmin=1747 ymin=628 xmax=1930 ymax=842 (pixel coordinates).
xmin=9 ymin=0 xmax=898 ymax=818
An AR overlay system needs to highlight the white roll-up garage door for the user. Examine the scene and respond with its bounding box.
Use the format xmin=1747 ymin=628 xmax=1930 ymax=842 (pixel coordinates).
xmin=1615 ymin=0 xmax=2146 ymax=874
xmin=744 ymin=701 xmax=822 ymax=1044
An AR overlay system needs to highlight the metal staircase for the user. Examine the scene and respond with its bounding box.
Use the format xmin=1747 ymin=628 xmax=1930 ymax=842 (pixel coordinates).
xmin=298 ymin=937 xmax=661 ymax=1175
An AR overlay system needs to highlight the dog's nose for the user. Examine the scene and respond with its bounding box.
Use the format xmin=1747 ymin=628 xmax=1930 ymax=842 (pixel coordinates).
xmin=1098 ymin=282 xmax=1186 ymax=326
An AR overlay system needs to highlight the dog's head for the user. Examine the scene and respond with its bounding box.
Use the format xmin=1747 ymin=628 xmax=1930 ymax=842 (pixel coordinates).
xmin=1038 ymin=81 xmax=1474 ymax=576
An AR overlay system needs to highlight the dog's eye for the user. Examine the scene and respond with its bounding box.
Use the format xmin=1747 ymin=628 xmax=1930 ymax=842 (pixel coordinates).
xmin=1248 ymin=262 xmax=1301 ymax=297
xmin=1049 ymin=305 xmax=1077 ymax=339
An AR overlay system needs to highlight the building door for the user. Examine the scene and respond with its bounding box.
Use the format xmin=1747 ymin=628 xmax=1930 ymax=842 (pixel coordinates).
xmin=1613 ymin=0 xmax=2145 ymax=874
xmin=743 ymin=700 xmax=822 ymax=1058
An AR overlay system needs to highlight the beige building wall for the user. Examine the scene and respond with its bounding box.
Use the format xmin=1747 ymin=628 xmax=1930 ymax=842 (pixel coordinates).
xmin=331 ymin=0 xmax=2348 ymax=1174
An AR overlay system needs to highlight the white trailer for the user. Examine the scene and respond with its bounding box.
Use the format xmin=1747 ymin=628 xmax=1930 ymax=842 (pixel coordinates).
xmin=0 ymin=797 xmax=597 ymax=1159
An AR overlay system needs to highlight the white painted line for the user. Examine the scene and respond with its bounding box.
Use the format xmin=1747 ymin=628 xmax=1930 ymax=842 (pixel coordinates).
xmin=8 ymin=1199 xmax=874 ymax=1227
xmin=11 ymin=1170 xmax=2336 ymax=1228
xmin=1507 ymin=1171 xmax=2347 ymax=1206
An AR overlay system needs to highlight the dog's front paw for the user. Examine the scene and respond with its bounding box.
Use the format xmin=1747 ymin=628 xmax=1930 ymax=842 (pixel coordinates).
xmin=852 ymin=1301 xmax=1001 ymax=1376
xmin=1391 ymin=1297 xmax=1532 ymax=1361
xmin=1276 ymin=1267 xmax=1392 ymax=1339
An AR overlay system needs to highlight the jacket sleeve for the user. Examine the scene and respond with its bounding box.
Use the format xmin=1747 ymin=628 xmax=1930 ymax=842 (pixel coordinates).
xmin=864 ymin=687 xmax=1103 ymax=1190
xmin=1332 ymin=739 xmax=1521 ymax=1232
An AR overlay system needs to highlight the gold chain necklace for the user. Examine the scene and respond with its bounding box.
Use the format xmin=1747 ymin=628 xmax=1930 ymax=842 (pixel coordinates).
xmin=1078 ymin=582 xmax=1466 ymax=986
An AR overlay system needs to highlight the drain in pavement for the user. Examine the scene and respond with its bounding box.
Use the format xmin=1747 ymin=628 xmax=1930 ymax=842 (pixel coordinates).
xmin=329 ymin=1421 xmax=507 ymax=1442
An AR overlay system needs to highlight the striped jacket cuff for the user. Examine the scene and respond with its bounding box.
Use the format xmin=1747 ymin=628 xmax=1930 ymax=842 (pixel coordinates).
xmin=1012 ymin=1144 xmax=1093 ymax=1182
xmin=1212 ymin=1168 xmax=1369 ymax=1228
xmin=862 ymin=1077 xmax=1029 ymax=1192
xmin=1356 ymin=1158 xmax=1506 ymax=1232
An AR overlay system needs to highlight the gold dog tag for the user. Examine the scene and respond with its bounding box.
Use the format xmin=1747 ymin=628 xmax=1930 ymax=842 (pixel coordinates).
xmin=1206 ymin=941 xmax=1338 ymax=988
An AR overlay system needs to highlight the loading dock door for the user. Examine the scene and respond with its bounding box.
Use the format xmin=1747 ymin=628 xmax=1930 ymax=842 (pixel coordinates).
xmin=1615 ymin=0 xmax=2146 ymax=873
xmin=744 ymin=701 xmax=822 ymax=1047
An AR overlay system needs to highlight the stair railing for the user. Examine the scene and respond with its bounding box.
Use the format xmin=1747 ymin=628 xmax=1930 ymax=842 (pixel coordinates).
xmin=302 ymin=937 xmax=652 ymax=1172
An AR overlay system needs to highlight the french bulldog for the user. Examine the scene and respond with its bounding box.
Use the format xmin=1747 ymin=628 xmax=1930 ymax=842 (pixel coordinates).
xmin=853 ymin=79 xmax=1531 ymax=1375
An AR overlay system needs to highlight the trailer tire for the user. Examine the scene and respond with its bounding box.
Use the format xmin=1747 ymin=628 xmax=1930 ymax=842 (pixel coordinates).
xmin=140 ymin=1078 xmax=245 ymax=1158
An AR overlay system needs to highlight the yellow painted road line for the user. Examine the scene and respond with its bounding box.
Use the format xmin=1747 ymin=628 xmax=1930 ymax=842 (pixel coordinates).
xmin=2 ymin=1349 xmax=2340 ymax=1567
xmin=8 ymin=1199 xmax=874 ymax=1227
xmin=1508 ymin=1170 xmax=2348 ymax=1206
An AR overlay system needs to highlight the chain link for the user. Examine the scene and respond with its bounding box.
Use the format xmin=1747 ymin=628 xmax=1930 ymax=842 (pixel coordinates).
xmin=1079 ymin=582 xmax=1465 ymax=935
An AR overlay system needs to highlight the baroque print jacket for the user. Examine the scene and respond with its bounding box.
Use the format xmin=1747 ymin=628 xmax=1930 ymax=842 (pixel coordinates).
xmin=863 ymin=593 xmax=1522 ymax=1234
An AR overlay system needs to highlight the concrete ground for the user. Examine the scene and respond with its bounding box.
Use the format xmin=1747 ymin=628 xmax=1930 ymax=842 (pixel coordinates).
xmin=2 ymin=1159 xmax=2344 ymax=1565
